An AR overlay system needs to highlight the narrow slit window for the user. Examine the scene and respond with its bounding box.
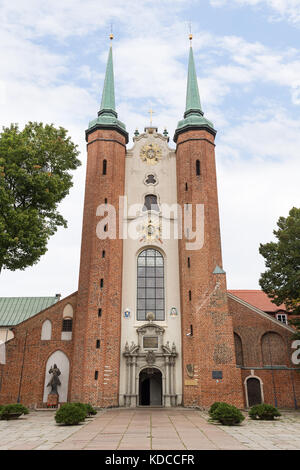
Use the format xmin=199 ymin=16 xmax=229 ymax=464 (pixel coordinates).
xmin=196 ymin=160 xmax=201 ymax=176
xmin=100 ymin=279 xmax=104 ymax=288
xmin=95 ymin=370 xmax=99 ymax=380
xmin=188 ymin=257 xmax=190 ymax=268
xmin=102 ymin=250 xmax=105 ymax=258
xmin=103 ymin=159 xmax=107 ymax=175
xmin=189 ymin=290 xmax=192 ymax=301
xmin=98 ymin=308 xmax=102 ymax=317
xmin=96 ymin=339 xmax=100 ymax=349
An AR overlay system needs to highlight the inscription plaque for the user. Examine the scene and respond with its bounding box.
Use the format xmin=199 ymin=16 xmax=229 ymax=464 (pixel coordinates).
xmin=143 ymin=336 xmax=158 ymax=349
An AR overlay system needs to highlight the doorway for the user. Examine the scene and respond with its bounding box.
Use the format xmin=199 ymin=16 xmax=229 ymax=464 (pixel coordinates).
xmin=139 ymin=368 xmax=162 ymax=406
xmin=247 ymin=377 xmax=262 ymax=407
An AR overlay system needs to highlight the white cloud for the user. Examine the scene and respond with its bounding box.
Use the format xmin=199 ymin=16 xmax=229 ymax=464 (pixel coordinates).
xmin=0 ymin=0 xmax=299 ymax=296
xmin=210 ymin=0 xmax=300 ymax=24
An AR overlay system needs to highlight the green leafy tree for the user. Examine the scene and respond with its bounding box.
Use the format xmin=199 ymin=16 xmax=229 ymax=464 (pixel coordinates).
xmin=0 ymin=122 xmax=81 ymax=273
xmin=259 ymin=207 xmax=300 ymax=322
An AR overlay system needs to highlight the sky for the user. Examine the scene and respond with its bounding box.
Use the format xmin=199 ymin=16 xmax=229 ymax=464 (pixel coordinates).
xmin=0 ymin=0 xmax=299 ymax=297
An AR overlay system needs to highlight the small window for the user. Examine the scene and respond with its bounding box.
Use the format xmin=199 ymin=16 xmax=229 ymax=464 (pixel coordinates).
xmin=143 ymin=194 xmax=159 ymax=212
xmin=189 ymin=290 xmax=192 ymax=301
xmin=96 ymin=339 xmax=100 ymax=349
xmin=100 ymin=279 xmax=104 ymax=288
xmin=98 ymin=308 xmax=102 ymax=317
xmin=276 ymin=314 xmax=287 ymax=324
xmin=187 ymin=257 xmax=190 ymax=268
xmin=62 ymin=318 xmax=73 ymax=332
xmin=145 ymin=174 xmax=157 ymax=185
xmin=95 ymin=371 xmax=99 ymax=380
xmin=102 ymin=250 xmax=105 ymax=258
xmin=103 ymin=160 xmax=107 ymax=175
xmin=190 ymin=325 xmax=193 ymax=336
xmin=104 ymin=198 xmax=108 ymax=204
xmin=196 ymin=160 xmax=201 ymax=176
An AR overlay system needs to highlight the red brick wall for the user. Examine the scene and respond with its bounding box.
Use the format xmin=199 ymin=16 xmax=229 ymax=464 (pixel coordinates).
xmin=229 ymin=295 xmax=300 ymax=408
xmin=70 ymin=128 xmax=126 ymax=407
xmin=0 ymin=293 xmax=77 ymax=407
xmin=176 ymin=129 xmax=244 ymax=408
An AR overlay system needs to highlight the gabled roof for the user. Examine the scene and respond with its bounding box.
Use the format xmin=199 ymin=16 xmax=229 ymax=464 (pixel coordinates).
xmin=0 ymin=297 xmax=59 ymax=327
xmin=227 ymin=292 xmax=294 ymax=333
xmin=228 ymin=290 xmax=286 ymax=313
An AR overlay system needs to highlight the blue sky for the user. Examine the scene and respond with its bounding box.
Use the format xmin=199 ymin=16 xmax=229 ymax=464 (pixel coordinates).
xmin=0 ymin=0 xmax=299 ymax=296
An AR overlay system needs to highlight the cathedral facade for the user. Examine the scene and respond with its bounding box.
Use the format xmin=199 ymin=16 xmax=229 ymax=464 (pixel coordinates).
xmin=0 ymin=38 xmax=299 ymax=410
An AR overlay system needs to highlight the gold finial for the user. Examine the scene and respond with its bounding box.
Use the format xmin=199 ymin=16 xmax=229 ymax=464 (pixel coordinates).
xmin=188 ymin=21 xmax=192 ymax=45
xmin=110 ymin=23 xmax=114 ymax=41
xmin=148 ymin=107 xmax=155 ymax=127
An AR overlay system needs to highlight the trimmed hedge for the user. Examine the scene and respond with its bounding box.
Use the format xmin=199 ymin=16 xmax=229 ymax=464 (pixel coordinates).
xmin=85 ymin=403 xmax=97 ymax=416
xmin=210 ymin=402 xmax=245 ymax=426
xmin=55 ymin=403 xmax=86 ymax=425
xmin=0 ymin=403 xmax=29 ymax=420
xmin=249 ymin=404 xmax=281 ymax=421
xmin=72 ymin=402 xmax=97 ymax=417
xmin=209 ymin=402 xmax=229 ymax=416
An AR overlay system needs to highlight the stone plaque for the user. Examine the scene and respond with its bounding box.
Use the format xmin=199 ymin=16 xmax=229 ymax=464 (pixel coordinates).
xmin=212 ymin=370 xmax=223 ymax=380
xmin=143 ymin=336 xmax=158 ymax=349
xmin=184 ymin=379 xmax=198 ymax=386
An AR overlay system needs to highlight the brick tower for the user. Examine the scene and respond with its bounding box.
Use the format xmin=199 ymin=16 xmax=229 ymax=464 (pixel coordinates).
xmin=70 ymin=38 xmax=128 ymax=406
xmin=174 ymin=38 xmax=244 ymax=407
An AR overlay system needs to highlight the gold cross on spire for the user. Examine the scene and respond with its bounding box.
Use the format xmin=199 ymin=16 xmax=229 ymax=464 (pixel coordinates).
xmin=148 ymin=107 xmax=155 ymax=126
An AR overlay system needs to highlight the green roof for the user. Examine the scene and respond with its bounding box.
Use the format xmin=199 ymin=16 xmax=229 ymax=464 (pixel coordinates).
xmin=0 ymin=297 xmax=59 ymax=327
xmin=174 ymin=44 xmax=216 ymax=142
xmin=86 ymin=43 xmax=128 ymax=143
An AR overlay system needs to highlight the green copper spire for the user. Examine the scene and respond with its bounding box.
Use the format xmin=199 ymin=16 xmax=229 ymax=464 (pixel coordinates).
xmin=174 ymin=39 xmax=216 ymax=142
xmin=185 ymin=45 xmax=202 ymax=117
xmin=99 ymin=45 xmax=116 ymax=114
xmin=86 ymin=38 xmax=128 ymax=143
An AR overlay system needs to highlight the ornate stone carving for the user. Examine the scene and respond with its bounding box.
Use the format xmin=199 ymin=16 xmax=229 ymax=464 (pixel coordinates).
xmin=186 ymin=364 xmax=194 ymax=378
xmin=146 ymin=350 xmax=156 ymax=365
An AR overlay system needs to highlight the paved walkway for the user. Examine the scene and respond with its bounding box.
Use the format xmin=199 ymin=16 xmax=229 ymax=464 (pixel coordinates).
xmin=0 ymin=408 xmax=299 ymax=450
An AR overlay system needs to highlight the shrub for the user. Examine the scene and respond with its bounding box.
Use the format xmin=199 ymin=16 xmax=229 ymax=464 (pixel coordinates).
xmin=72 ymin=402 xmax=97 ymax=417
xmin=211 ymin=403 xmax=245 ymax=426
xmin=249 ymin=404 xmax=281 ymax=421
xmin=209 ymin=402 xmax=229 ymax=416
xmin=55 ymin=403 xmax=86 ymax=425
xmin=72 ymin=402 xmax=88 ymax=416
xmin=0 ymin=403 xmax=29 ymax=420
xmin=85 ymin=403 xmax=97 ymax=416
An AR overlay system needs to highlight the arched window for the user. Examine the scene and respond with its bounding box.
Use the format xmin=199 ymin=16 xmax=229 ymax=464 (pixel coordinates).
xmin=261 ymin=332 xmax=286 ymax=366
xmin=196 ymin=159 xmax=201 ymax=176
xmin=102 ymin=159 xmax=107 ymax=175
xmin=234 ymin=333 xmax=244 ymax=367
xmin=143 ymin=194 xmax=159 ymax=212
xmin=137 ymin=249 xmax=164 ymax=321
xmin=41 ymin=319 xmax=52 ymax=340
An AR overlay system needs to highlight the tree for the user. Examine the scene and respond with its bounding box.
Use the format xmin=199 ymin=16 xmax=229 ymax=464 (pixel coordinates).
xmin=0 ymin=122 xmax=81 ymax=273
xmin=259 ymin=207 xmax=300 ymax=318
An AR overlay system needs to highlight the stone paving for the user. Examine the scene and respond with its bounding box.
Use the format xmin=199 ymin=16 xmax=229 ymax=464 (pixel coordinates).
xmin=0 ymin=408 xmax=299 ymax=450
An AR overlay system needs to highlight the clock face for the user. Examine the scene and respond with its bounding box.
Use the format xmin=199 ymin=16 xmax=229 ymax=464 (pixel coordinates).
xmin=140 ymin=143 xmax=162 ymax=165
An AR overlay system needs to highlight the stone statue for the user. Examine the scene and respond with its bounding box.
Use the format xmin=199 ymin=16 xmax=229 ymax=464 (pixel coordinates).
xmin=47 ymin=364 xmax=61 ymax=395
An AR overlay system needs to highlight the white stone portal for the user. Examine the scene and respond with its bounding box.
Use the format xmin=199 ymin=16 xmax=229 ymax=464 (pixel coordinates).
xmin=119 ymin=127 xmax=182 ymax=407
